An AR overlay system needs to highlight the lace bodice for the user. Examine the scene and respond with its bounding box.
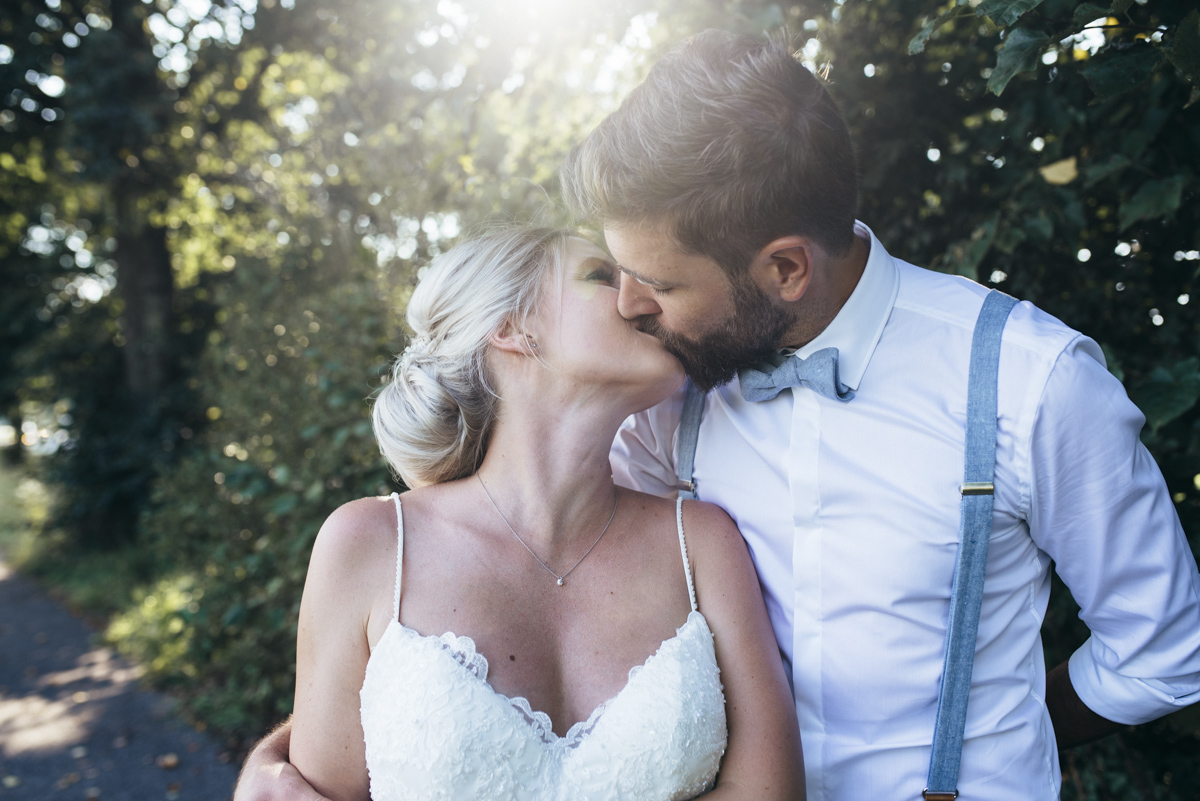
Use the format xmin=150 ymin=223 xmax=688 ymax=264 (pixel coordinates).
xmin=359 ymin=495 xmax=728 ymax=800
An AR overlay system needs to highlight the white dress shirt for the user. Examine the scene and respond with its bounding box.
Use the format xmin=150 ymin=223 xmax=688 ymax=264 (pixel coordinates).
xmin=611 ymin=222 xmax=1200 ymax=801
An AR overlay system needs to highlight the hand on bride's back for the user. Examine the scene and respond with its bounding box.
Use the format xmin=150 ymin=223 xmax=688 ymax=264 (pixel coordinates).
xmin=234 ymin=720 xmax=331 ymax=801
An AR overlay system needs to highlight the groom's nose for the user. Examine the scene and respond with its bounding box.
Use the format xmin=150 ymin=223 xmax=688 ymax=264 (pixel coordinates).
xmin=617 ymin=273 xmax=662 ymax=321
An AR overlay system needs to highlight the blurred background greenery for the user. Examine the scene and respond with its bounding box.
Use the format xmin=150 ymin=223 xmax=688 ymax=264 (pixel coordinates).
xmin=1 ymin=0 xmax=1197 ymax=795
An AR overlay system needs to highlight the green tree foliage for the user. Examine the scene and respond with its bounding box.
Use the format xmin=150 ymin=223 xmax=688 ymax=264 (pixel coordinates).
xmin=117 ymin=248 xmax=398 ymax=734
xmin=3 ymin=0 xmax=1198 ymax=794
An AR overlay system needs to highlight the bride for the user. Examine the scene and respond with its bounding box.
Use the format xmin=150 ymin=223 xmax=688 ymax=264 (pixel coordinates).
xmin=284 ymin=226 xmax=802 ymax=800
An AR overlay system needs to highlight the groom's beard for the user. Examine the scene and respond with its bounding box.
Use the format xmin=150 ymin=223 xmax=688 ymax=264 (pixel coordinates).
xmin=636 ymin=279 xmax=794 ymax=392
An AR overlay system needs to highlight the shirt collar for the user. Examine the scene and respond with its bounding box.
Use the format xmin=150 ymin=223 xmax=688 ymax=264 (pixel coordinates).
xmin=789 ymin=220 xmax=899 ymax=391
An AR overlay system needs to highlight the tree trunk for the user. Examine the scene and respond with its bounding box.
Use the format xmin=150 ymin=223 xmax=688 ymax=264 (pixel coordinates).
xmin=114 ymin=185 xmax=174 ymax=399
xmin=2 ymin=407 xmax=23 ymax=465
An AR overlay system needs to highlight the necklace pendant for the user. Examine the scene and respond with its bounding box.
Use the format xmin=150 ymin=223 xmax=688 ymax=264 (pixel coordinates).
xmin=556 ymin=578 xmax=564 ymax=587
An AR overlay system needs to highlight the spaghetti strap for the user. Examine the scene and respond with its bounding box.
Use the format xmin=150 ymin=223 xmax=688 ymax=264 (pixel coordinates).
xmin=675 ymin=497 xmax=698 ymax=613
xmin=391 ymin=492 xmax=403 ymax=621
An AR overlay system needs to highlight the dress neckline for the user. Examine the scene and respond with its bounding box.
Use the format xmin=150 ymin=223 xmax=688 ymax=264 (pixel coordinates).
xmin=379 ymin=492 xmax=706 ymax=745
xmin=376 ymin=609 xmax=710 ymax=747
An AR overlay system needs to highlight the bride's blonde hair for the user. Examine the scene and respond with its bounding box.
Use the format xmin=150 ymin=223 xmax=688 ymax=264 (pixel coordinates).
xmin=372 ymin=226 xmax=570 ymax=488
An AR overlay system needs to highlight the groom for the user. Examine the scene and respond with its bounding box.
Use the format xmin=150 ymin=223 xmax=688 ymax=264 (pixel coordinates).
xmin=237 ymin=30 xmax=1200 ymax=800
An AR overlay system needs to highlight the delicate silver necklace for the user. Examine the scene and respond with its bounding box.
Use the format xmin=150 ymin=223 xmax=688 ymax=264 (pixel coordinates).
xmin=476 ymin=473 xmax=618 ymax=587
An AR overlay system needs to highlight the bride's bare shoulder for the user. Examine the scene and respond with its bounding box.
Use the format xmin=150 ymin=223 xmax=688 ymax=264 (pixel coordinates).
xmin=616 ymin=490 xmax=738 ymax=548
xmin=308 ymin=494 xmax=403 ymax=580
xmin=619 ymin=491 xmax=738 ymax=538
xmin=676 ymin=498 xmax=744 ymax=561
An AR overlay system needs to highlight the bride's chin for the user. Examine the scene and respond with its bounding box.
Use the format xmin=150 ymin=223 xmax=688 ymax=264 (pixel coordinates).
xmin=632 ymin=365 xmax=686 ymax=410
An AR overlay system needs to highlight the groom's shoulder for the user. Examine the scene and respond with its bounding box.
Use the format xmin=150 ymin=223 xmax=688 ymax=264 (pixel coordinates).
xmin=889 ymin=258 xmax=1086 ymax=362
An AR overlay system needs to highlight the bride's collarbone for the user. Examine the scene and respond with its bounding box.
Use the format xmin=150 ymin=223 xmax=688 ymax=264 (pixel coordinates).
xmin=399 ymin=574 xmax=689 ymax=663
xmin=400 ymin=499 xmax=689 ymax=630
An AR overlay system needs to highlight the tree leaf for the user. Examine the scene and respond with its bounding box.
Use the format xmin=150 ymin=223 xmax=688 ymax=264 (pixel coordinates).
xmin=940 ymin=214 xmax=998 ymax=279
xmin=1073 ymin=3 xmax=1113 ymax=29
xmin=1080 ymin=44 xmax=1164 ymax=101
xmin=1111 ymin=0 xmax=1134 ymax=14
xmin=1083 ymin=154 xmax=1132 ymax=188
xmin=270 ymin=494 xmax=298 ymax=516
xmin=1119 ymin=175 xmax=1186 ymax=231
xmin=1039 ymin=156 xmax=1078 ymax=185
xmin=1167 ymin=9 xmax=1200 ymax=86
xmin=909 ymin=16 xmax=942 ymax=55
xmin=992 ymin=224 xmax=1027 ymax=254
xmin=222 ymin=603 xmax=247 ymax=627
xmin=1023 ymin=213 xmax=1054 ymax=243
xmin=910 ymin=6 xmax=966 ymax=55
xmin=1131 ymin=358 xmax=1200 ymax=431
xmin=977 ymin=0 xmax=1047 ymax=27
xmin=988 ymin=28 xmax=1049 ymax=95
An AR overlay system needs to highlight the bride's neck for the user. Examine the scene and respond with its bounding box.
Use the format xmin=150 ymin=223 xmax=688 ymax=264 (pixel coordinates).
xmin=474 ymin=393 xmax=624 ymax=555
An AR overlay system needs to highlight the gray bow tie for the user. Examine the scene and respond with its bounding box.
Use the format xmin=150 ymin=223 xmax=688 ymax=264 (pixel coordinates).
xmin=738 ymin=347 xmax=855 ymax=403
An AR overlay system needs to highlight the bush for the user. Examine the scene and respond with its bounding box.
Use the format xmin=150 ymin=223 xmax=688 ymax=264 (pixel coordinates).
xmin=112 ymin=245 xmax=402 ymax=739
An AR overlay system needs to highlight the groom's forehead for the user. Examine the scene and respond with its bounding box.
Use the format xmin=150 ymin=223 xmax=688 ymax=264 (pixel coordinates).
xmin=604 ymin=225 xmax=715 ymax=271
xmin=603 ymin=227 xmax=679 ymax=278
xmin=602 ymin=223 xmax=684 ymax=265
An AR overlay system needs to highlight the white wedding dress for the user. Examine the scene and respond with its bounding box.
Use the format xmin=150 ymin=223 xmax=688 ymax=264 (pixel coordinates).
xmin=360 ymin=495 xmax=728 ymax=800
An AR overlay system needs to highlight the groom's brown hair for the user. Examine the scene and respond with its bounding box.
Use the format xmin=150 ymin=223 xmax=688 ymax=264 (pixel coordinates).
xmin=561 ymin=29 xmax=859 ymax=275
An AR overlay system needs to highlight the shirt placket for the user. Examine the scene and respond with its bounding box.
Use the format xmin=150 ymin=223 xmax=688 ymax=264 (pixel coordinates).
xmin=789 ymin=386 xmax=826 ymax=799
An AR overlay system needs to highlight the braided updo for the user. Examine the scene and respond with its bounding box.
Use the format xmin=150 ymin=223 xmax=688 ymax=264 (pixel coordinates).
xmin=372 ymin=226 xmax=570 ymax=488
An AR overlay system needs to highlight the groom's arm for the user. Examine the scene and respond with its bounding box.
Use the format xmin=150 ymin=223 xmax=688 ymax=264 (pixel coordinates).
xmin=234 ymin=717 xmax=329 ymax=801
xmin=1028 ymin=337 xmax=1200 ymax=745
xmin=610 ymin=382 xmax=686 ymax=497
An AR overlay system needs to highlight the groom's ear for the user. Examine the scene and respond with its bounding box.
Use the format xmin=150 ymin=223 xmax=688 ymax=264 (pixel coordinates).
xmin=749 ymin=236 xmax=814 ymax=303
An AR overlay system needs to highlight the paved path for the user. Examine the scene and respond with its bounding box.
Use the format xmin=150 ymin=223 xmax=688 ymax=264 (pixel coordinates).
xmin=0 ymin=556 xmax=239 ymax=800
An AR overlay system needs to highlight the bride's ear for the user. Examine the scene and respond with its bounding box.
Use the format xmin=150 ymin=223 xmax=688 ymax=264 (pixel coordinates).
xmin=489 ymin=320 xmax=539 ymax=357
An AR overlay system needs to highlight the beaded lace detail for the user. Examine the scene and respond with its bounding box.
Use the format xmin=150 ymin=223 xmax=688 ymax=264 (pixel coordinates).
xmin=391 ymin=612 xmax=707 ymax=751
xmin=424 ymin=629 xmax=489 ymax=682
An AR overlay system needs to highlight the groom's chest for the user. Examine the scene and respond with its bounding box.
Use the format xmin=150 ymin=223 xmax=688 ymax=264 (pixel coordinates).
xmin=692 ymin=352 xmax=1030 ymax=613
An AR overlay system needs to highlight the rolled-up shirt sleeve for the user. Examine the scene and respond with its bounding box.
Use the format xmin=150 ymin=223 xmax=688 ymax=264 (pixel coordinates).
xmin=1028 ymin=335 xmax=1200 ymax=725
xmin=611 ymin=384 xmax=686 ymax=499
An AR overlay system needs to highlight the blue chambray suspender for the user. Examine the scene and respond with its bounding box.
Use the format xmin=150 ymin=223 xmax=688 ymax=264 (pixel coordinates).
xmin=676 ymin=379 xmax=705 ymax=500
xmin=923 ymin=289 xmax=1018 ymax=801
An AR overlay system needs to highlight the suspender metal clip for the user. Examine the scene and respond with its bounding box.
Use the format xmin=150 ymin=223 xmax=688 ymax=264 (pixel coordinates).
xmin=959 ymin=482 xmax=994 ymax=496
xmin=677 ymin=478 xmax=695 ymax=494
xmin=922 ymin=790 xmax=959 ymax=800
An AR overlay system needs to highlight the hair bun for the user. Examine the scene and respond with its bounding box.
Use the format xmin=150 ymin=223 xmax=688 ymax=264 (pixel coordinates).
xmin=374 ymin=345 xmax=482 ymax=488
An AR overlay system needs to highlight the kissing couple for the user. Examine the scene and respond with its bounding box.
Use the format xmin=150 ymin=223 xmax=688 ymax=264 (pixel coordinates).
xmin=235 ymin=29 xmax=1200 ymax=801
